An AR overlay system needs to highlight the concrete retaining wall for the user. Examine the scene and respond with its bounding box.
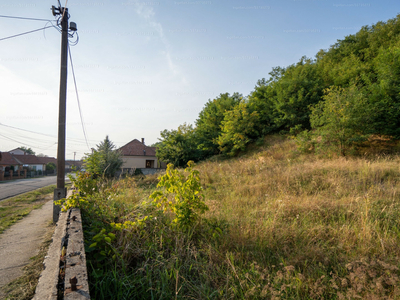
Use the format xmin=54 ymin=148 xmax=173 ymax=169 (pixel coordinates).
xmin=33 ymin=191 xmax=90 ymax=299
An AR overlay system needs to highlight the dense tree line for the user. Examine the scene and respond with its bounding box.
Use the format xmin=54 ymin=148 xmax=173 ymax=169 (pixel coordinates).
xmin=157 ymin=15 xmax=400 ymax=165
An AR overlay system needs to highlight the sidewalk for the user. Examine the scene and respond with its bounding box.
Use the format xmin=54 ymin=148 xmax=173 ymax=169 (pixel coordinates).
xmin=0 ymin=199 xmax=54 ymax=299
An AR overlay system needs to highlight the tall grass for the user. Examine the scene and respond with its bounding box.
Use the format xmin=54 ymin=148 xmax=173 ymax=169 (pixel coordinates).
xmin=83 ymin=136 xmax=400 ymax=299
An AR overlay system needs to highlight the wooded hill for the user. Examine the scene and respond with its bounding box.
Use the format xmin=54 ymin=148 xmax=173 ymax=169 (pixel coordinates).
xmin=157 ymin=14 xmax=400 ymax=165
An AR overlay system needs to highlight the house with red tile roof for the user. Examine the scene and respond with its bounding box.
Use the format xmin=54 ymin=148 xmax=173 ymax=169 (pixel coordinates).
xmin=119 ymin=138 xmax=160 ymax=173
xmin=12 ymin=154 xmax=46 ymax=171
xmin=37 ymin=156 xmax=57 ymax=166
xmin=0 ymin=152 xmax=22 ymax=171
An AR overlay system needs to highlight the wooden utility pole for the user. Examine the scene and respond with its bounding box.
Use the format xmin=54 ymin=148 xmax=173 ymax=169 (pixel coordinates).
xmin=53 ymin=6 xmax=69 ymax=223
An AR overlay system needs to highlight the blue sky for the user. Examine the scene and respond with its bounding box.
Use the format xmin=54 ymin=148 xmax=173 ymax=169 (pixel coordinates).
xmin=0 ymin=0 xmax=398 ymax=159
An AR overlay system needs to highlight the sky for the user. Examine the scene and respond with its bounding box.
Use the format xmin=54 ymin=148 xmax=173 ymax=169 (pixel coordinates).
xmin=0 ymin=0 xmax=398 ymax=160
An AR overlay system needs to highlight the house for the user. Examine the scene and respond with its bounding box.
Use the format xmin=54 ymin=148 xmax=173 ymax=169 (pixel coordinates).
xmin=12 ymin=154 xmax=46 ymax=171
xmin=37 ymin=156 xmax=58 ymax=167
xmin=8 ymin=148 xmax=29 ymax=155
xmin=0 ymin=152 xmax=24 ymax=180
xmin=119 ymin=138 xmax=161 ymax=175
xmin=37 ymin=156 xmax=58 ymax=174
xmin=0 ymin=152 xmax=22 ymax=172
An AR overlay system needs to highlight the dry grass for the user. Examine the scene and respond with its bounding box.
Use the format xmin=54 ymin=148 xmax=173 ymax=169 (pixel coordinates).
xmin=195 ymin=135 xmax=400 ymax=298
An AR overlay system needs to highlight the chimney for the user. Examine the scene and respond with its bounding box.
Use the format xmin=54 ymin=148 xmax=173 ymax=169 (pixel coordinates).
xmin=141 ymin=138 xmax=145 ymax=145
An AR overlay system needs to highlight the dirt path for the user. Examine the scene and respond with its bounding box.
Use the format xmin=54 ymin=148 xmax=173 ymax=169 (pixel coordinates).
xmin=0 ymin=199 xmax=53 ymax=299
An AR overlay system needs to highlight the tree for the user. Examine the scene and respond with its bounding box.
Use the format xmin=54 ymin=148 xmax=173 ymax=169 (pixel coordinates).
xmin=46 ymin=162 xmax=56 ymax=171
xmin=269 ymin=57 xmax=325 ymax=131
xmin=309 ymin=84 xmax=371 ymax=156
xmin=83 ymin=136 xmax=123 ymax=178
xmin=218 ymin=101 xmax=260 ymax=156
xmin=195 ymin=93 xmax=242 ymax=159
xmin=19 ymin=147 xmax=35 ymax=155
xmin=156 ymin=123 xmax=200 ymax=167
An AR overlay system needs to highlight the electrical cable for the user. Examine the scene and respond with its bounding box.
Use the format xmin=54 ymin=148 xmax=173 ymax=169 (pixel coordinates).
xmin=0 ymin=123 xmax=96 ymax=144
xmin=44 ymin=20 xmax=62 ymax=35
xmin=0 ymin=133 xmax=55 ymax=150
xmin=69 ymin=32 xmax=79 ymax=46
xmin=0 ymin=15 xmax=54 ymax=22
xmin=0 ymin=25 xmax=54 ymax=42
xmin=68 ymin=45 xmax=91 ymax=151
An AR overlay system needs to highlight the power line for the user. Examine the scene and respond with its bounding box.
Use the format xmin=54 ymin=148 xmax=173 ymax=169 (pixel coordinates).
xmin=0 ymin=123 xmax=95 ymax=144
xmin=0 ymin=25 xmax=54 ymax=42
xmin=0 ymin=15 xmax=54 ymax=22
xmin=0 ymin=133 xmax=56 ymax=150
xmin=68 ymin=45 xmax=91 ymax=151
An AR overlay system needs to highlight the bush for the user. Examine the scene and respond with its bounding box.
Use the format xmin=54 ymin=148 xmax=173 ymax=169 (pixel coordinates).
xmin=83 ymin=136 xmax=123 ymax=178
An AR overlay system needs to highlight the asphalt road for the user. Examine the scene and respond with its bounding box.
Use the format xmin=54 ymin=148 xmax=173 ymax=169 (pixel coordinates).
xmin=0 ymin=176 xmax=70 ymax=201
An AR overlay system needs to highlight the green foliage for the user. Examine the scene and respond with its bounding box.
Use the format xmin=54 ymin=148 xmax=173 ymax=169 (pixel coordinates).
xmin=269 ymin=56 xmax=325 ymax=130
xmin=218 ymin=102 xmax=260 ymax=156
xmin=68 ymin=171 xmax=99 ymax=196
xmin=46 ymin=162 xmax=56 ymax=171
xmin=156 ymin=123 xmax=201 ymax=167
xmin=83 ymin=135 xmax=123 ymax=178
xmin=150 ymin=161 xmax=208 ymax=228
xmin=88 ymin=229 xmax=117 ymax=261
xmin=309 ymin=84 xmax=371 ymax=156
xmin=195 ymin=92 xmax=242 ymax=159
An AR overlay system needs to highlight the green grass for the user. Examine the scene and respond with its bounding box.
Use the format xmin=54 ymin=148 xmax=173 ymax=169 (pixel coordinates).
xmin=0 ymin=185 xmax=56 ymax=234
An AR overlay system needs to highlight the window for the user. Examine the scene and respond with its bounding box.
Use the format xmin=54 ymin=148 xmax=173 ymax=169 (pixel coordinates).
xmin=146 ymin=160 xmax=154 ymax=168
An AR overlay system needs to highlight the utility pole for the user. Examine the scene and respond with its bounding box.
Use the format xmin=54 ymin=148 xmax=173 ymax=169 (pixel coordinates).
xmin=74 ymin=151 xmax=76 ymax=161
xmin=53 ymin=5 xmax=69 ymax=223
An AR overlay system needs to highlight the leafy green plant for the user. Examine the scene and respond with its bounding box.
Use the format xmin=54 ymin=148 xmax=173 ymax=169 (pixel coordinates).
xmin=88 ymin=228 xmax=117 ymax=261
xmin=150 ymin=161 xmax=208 ymax=228
xmin=68 ymin=171 xmax=99 ymax=196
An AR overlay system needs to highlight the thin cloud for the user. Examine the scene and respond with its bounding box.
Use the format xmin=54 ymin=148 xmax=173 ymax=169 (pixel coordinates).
xmin=129 ymin=0 xmax=179 ymax=75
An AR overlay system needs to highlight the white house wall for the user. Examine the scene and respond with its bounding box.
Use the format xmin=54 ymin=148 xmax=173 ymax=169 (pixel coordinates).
xmin=23 ymin=164 xmax=44 ymax=171
xmin=9 ymin=149 xmax=25 ymax=155
xmin=122 ymin=156 xmax=158 ymax=169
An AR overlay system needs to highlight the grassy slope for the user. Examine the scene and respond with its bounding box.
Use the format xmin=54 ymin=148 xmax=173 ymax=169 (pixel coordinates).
xmin=195 ymin=135 xmax=400 ymax=298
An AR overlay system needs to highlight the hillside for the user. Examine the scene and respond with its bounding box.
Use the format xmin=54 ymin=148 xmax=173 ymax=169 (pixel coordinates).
xmin=157 ymin=14 xmax=400 ymax=165
xmin=195 ymin=136 xmax=400 ymax=298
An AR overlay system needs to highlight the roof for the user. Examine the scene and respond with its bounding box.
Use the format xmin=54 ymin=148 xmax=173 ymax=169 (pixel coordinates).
xmin=119 ymin=139 xmax=157 ymax=156
xmin=0 ymin=152 xmax=21 ymax=165
xmin=12 ymin=154 xmax=44 ymax=165
xmin=37 ymin=157 xmax=57 ymax=165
